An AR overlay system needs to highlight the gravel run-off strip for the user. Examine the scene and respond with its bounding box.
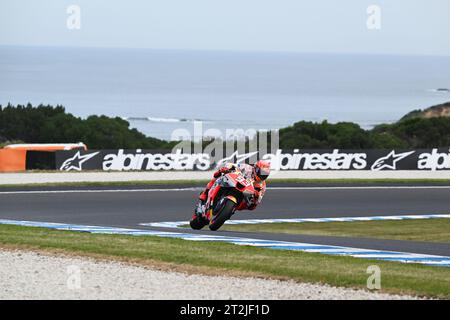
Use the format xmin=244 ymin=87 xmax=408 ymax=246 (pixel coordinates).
xmin=0 ymin=249 xmax=422 ymax=300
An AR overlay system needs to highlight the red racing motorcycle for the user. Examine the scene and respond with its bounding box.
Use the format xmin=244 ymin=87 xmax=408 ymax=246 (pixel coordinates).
xmin=190 ymin=170 xmax=257 ymax=231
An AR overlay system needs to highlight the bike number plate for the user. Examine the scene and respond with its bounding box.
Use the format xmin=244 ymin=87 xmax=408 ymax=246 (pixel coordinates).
xmin=236 ymin=175 xmax=251 ymax=187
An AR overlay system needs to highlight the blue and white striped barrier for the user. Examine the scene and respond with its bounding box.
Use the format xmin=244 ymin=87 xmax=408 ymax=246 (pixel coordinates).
xmin=1 ymin=218 xmax=449 ymax=268
xmin=139 ymin=214 xmax=450 ymax=229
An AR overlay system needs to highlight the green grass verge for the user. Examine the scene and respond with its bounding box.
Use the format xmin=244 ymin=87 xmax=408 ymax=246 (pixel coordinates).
xmin=221 ymin=218 xmax=450 ymax=243
xmin=0 ymin=224 xmax=449 ymax=298
xmin=1 ymin=178 xmax=450 ymax=188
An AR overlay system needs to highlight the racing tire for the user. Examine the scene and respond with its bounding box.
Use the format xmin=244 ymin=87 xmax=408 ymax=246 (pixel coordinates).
xmin=190 ymin=216 xmax=208 ymax=230
xmin=209 ymin=199 xmax=235 ymax=231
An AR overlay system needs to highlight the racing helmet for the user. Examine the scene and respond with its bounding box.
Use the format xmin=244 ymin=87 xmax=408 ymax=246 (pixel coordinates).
xmin=253 ymin=160 xmax=271 ymax=181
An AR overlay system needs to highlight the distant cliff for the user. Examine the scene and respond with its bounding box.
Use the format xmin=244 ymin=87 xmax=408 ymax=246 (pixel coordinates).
xmin=278 ymin=101 xmax=450 ymax=149
xmin=400 ymin=102 xmax=450 ymax=121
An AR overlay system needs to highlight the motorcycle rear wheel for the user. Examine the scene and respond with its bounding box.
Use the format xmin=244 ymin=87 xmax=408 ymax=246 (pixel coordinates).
xmin=190 ymin=215 xmax=209 ymax=230
xmin=209 ymin=199 xmax=236 ymax=231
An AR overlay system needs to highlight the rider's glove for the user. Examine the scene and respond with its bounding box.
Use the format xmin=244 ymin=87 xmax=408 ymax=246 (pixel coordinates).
xmin=214 ymin=164 xmax=234 ymax=178
xmin=220 ymin=166 xmax=229 ymax=173
xmin=213 ymin=167 xmax=226 ymax=178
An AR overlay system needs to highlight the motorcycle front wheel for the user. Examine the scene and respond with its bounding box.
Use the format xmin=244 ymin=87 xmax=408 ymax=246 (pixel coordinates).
xmin=209 ymin=199 xmax=236 ymax=231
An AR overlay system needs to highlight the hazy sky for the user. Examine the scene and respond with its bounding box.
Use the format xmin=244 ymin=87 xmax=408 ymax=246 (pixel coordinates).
xmin=1 ymin=0 xmax=449 ymax=55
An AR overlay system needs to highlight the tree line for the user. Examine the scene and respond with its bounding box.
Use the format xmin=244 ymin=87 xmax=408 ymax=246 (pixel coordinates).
xmin=278 ymin=116 xmax=450 ymax=149
xmin=1 ymin=103 xmax=449 ymax=149
xmin=0 ymin=103 xmax=175 ymax=149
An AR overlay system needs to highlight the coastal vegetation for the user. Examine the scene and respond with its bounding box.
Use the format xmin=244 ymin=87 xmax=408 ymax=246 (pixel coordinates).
xmin=0 ymin=103 xmax=175 ymax=149
xmin=1 ymin=102 xmax=449 ymax=149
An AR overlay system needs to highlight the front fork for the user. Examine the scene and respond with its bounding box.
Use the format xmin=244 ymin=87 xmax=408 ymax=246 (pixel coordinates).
xmin=205 ymin=184 xmax=221 ymax=221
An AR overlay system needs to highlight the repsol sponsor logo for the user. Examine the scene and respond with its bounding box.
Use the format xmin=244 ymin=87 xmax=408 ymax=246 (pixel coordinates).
xmin=418 ymin=149 xmax=450 ymax=171
xmin=102 ymin=149 xmax=210 ymax=171
xmin=262 ymin=149 xmax=367 ymax=170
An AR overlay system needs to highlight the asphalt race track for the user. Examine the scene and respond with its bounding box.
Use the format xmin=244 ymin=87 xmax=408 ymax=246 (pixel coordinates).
xmin=1 ymin=183 xmax=450 ymax=256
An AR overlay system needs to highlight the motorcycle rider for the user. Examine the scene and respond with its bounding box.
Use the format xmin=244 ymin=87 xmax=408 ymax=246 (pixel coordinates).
xmin=194 ymin=160 xmax=271 ymax=218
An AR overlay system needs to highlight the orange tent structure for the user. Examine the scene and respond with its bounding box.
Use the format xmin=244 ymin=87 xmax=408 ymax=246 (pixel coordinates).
xmin=3 ymin=143 xmax=87 ymax=151
xmin=0 ymin=149 xmax=27 ymax=172
xmin=0 ymin=143 xmax=87 ymax=172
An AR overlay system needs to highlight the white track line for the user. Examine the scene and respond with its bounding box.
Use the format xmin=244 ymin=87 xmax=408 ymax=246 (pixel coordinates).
xmin=140 ymin=214 xmax=450 ymax=229
xmin=270 ymin=186 xmax=450 ymax=190
xmin=0 ymin=218 xmax=449 ymax=267
xmin=0 ymin=188 xmax=202 ymax=195
xmin=1 ymin=185 xmax=450 ymax=195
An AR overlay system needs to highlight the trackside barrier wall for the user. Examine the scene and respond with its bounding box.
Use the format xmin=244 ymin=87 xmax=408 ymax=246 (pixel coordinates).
xmin=55 ymin=148 xmax=450 ymax=171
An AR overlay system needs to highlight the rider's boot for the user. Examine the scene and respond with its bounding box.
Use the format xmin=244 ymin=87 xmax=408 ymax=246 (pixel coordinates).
xmin=193 ymin=190 xmax=208 ymax=219
xmin=200 ymin=179 xmax=216 ymax=201
xmin=199 ymin=190 xmax=208 ymax=202
xmin=194 ymin=190 xmax=209 ymax=217
xmin=193 ymin=178 xmax=216 ymax=220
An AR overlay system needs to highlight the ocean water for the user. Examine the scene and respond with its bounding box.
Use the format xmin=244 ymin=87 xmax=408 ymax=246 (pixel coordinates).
xmin=1 ymin=45 xmax=449 ymax=141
